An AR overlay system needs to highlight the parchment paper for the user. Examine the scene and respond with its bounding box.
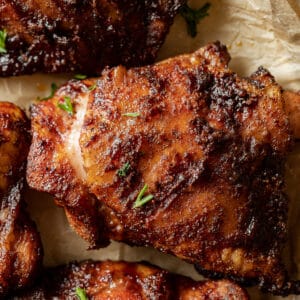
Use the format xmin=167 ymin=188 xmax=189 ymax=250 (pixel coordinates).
xmin=0 ymin=1 xmax=300 ymax=299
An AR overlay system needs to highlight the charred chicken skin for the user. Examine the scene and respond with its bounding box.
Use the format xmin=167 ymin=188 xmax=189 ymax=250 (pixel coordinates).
xmin=0 ymin=0 xmax=184 ymax=76
xmin=12 ymin=260 xmax=248 ymax=299
xmin=27 ymin=42 xmax=298 ymax=295
xmin=0 ymin=102 xmax=42 ymax=297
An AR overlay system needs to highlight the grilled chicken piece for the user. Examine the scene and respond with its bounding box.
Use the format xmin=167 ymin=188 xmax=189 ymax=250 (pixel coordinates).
xmin=27 ymin=42 xmax=298 ymax=295
xmin=0 ymin=102 xmax=42 ymax=297
xmin=0 ymin=0 xmax=184 ymax=77
xmin=12 ymin=260 xmax=248 ymax=299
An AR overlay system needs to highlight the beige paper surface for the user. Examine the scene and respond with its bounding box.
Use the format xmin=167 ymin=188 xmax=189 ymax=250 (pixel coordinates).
xmin=0 ymin=1 xmax=300 ymax=299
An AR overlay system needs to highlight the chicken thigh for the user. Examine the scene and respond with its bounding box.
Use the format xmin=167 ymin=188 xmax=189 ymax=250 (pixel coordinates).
xmin=27 ymin=42 xmax=298 ymax=295
xmin=0 ymin=102 xmax=42 ymax=297
xmin=0 ymin=0 xmax=185 ymax=76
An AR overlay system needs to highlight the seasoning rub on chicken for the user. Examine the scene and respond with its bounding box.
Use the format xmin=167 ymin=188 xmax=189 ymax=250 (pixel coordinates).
xmin=0 ymin=0 xmax=185 ymax=76
xmin=12 ymin=260 xmax=248 ymax=299
xmin=26 ymin=42 xmax=300 ymax=295
xmin=0 ymin=102 xmax=42 ymax=297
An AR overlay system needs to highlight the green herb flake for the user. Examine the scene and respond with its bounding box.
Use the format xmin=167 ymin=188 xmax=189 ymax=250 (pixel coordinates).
xmin=180 ymin=3 xmax=211 ymax=37
xmin=74 ymin=74 xmax=87 ymax=80
xmin=133 ymin=184 xmax=154 ymax=208
xmin=38 ymin=83 xmax=58 ymax=101
xmin=122 ymin=112 xmax=140 ymax=118
xmin=88 ymin=83 xmax=97 ymax=91
xmin=0 ymin=30 xmax=7 ymax=53
xmin=75 ymin=287 xmax=88 ymax=300
xmin=57 ymin=96 xmax=74 ymax=115
xmin=117 ymin=162 xmax=130 ymax=177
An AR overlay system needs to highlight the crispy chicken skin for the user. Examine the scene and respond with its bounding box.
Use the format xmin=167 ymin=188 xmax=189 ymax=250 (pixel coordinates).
xmin=27 ymin=42 xmax=297 ymax=295
xmin=0 ymin=102 xmax=42 ymax=297
xmin=0 ymin=0 xmax=185 ymax=76
xmin=12 ymin=260 xmax=248 ymax=299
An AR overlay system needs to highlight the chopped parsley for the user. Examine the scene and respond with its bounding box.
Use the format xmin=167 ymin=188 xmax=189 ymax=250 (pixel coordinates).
xmin=88 ymin=83 xmax=97 ymax=91
xmin=133 ymin=184 xmax=154 ymax=208
xmin=0 ymin=30 xmax=7 ymax=53
xmin=75 ymin=287 xmax=88 ymax=300
xmin=74 ymin=74 xmax=87 ymax=80
xmin=57 ymin=96 xmax=74 ymax=115
xmin=122 ymin=112 xmax=140 ymax=118
xmin=38 ymin=83 xmax=58 ymax=101
xmin=117 ymin=162 xmax=130 ymax=177
xmin=180 ymin=3 xmax=211 ymax=37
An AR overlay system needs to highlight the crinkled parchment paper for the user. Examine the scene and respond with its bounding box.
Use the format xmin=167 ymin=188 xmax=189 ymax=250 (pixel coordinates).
xmin=0 ymin=1 xmax=300 ymax=299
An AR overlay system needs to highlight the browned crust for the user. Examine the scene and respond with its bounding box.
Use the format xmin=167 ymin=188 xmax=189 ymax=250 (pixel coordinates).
xmin=283 ymin=90 xmax=300 ymax=139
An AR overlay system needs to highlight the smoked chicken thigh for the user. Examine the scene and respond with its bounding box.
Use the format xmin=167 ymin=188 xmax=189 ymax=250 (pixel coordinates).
xmin=12 ymin=260 xmax=248 ymax=299
xmin=27 ymin=42 xmax=297 ymax=295
xmin=0 ymin=102 xmax=42 ymax=297
xmin=0 ymin=0 xmax=185 ymax=76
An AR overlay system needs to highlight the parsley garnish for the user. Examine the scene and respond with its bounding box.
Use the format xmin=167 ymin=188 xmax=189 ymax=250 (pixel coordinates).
xmin=0 ymin=30 xmax=7 ymax=53
xmin=75 ymin=287 xmax=88 ymax=300
xmin=123 ymin=112 xmax=140 ymax=118
xmin=58 ymin=96 xmax=74 ymax=115
xmin=38 ymin=83 xmax=58 ymax=101
xmin=88 ymin=83 xmax=97 ymax=91
xmin=133 ymin=184 xmax=154 ymax=208
xmin=180 ymin=3 xmax=211 ymax=37
xmin=74 ymin=74 xmax=87 ymax=80
xmin=117 ymin=162 xmax=130 ymax=177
